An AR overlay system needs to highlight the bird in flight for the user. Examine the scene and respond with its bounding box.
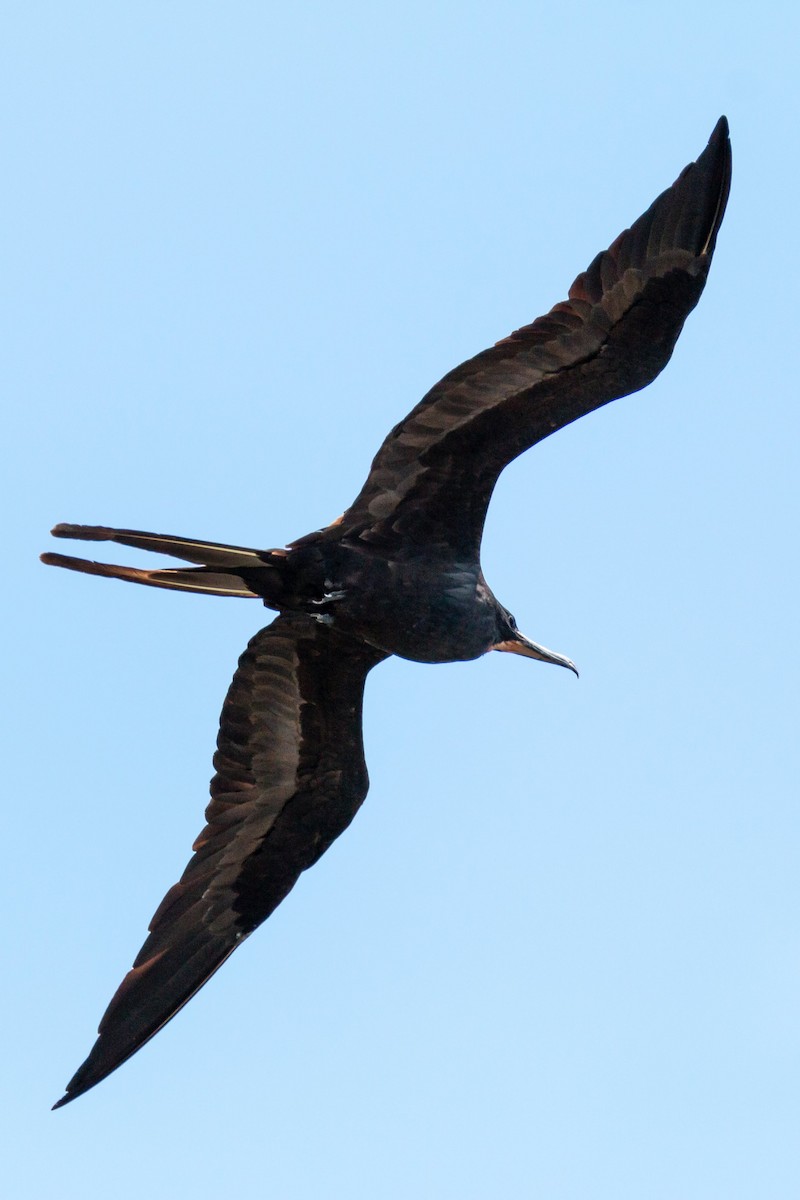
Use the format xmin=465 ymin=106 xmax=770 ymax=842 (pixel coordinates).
xmin=44 ymin=118 xmax=731 ymax=1108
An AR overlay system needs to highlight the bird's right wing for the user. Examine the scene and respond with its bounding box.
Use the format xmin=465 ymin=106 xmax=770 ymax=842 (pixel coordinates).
xmin=317 ymin=117 xmax=731 ymax=557
xmin=54 ymin=614 xmax=386 ymax=1109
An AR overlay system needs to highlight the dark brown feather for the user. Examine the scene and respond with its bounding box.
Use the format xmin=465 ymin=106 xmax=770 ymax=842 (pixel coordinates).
xmin=39 ymin=550 xmax=262 ymax=597
xmin=317 ymin=117 xmax=731 ymax=555
xmin=47 ymin=120 xmax=731 ymax=1107
xmin=53 ymin=615 xmax=386 ymax=1108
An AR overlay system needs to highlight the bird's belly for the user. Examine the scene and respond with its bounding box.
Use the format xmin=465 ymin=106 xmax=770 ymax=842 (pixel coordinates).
xmin=335 ymin=565 xmax=495 ymax=664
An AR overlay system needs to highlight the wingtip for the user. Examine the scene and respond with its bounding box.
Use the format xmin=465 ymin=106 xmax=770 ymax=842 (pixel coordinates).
xmin=671 ymin=114 xmax=731 ymax=265
xmin=711 ymin=114 xmax=729 ymax=140
xmin=706 ymin=114 xmax=731 ymax=175
xmin=700 ymin=115 xmax=732 ymax=259
xmin=51 ymin=1091 xmax=72 ymax=1111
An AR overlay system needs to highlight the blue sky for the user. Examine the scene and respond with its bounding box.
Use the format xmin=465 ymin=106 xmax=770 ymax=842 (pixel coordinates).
xmin=4 ymin=3 xmax=799 ymax=1197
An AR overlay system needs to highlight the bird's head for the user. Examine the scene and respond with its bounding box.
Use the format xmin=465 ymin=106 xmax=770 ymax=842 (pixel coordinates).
xmin=492 ymin=610 xmax=578 ymax=676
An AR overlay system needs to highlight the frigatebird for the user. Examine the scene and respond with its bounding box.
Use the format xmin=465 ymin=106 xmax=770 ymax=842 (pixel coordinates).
xmin=44 ymin=118 xmax=731 ymax=1108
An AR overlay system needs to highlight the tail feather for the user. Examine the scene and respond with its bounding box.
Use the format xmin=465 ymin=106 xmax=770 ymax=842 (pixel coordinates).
xmin=40 ymin=551 xmax=260 ymax=598
xmin=40 ymin=523 xmax=283 ymax=598
xmin=50 ymin=523 xmax=268 ymax=568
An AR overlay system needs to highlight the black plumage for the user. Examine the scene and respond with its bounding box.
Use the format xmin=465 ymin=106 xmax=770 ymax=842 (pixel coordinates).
xmin=44 ymin=118 xmax=731 ymax=1107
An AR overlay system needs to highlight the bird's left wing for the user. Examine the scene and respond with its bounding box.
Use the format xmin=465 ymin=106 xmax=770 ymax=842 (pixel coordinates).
xmin=316 ymin=117 xmax=731 ymax=557
xmin=54 ymin=614 xmax=386 ymax=1108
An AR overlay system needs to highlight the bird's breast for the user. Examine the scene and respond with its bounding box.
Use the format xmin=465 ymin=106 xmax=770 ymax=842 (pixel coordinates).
xmin=332 ymin=554 xmax=497 ymax=664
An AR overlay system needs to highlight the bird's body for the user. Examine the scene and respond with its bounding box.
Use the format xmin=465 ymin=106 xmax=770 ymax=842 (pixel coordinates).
xmin=43 ymin=118 xmax=731 ymax=1107
xmin=255 ymin=540 xmax=504 ymax=663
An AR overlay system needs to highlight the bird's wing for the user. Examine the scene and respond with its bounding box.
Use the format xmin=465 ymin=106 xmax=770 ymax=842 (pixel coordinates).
xmin=314 ymin=117 xmax=731 ymax=556
xmin=54 ymin=615 xmax=386 ymax=1109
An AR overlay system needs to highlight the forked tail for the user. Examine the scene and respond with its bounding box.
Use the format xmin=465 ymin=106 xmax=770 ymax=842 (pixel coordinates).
xmin=40 ymin=523 xmax=281 ymax=598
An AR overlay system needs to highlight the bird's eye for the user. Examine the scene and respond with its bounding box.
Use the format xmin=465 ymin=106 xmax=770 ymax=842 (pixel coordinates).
xmin=508 ymin=614 xmax=517 ymax=632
